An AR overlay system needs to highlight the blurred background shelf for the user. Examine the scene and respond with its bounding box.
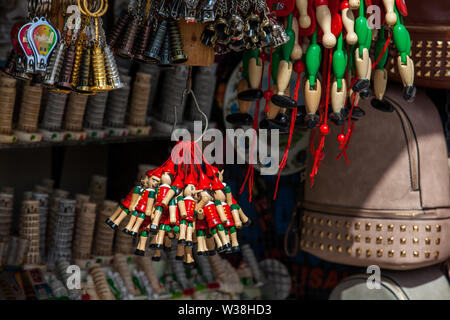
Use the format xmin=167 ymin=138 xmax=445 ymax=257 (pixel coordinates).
xmin=0 ymin=132 xmax=172 ymax=150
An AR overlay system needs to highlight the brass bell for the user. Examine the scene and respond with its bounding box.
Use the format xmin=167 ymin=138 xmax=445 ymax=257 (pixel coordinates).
xmin=90 ymin=44 xmax=109 ymax=92
xmin=76 ymin=45 xmax=92 ymax=93
xmin=115 ymin=15 xmax=140 ymax=59
xmin=57 ymin=42 xmax=77 ymax=91
xmin=168 ymin=20 xmax=187 ymax=64
xmin=104 ymin=45 xmax=125 ymax=90
xmin=43 ymin=41 xmax=65 ymax=87
xmin=133 ymin=18 xmax=152 ymax=63
xmin=107 ymin=11 xmax=132 ymax=49
xmin=144 ymin=19 xmax=168 ymax=63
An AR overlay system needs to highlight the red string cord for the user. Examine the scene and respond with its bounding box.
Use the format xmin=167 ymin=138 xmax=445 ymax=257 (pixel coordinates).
xmin=273 ymin=71 xmax=301 ymax=199
xmin=265 ymin=48 xmax=273 ymax=113
xmin=239 ymin=58 xmax=264 ymax=202
xmin=309 ymin=48 xmax=333 ymax=186
xmin=371 ymin=31 xmax=392 ymax=70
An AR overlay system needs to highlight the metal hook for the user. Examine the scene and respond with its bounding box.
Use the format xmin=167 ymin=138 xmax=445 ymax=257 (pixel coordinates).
xmin=177 ymin=67 xmax=208 ymax=143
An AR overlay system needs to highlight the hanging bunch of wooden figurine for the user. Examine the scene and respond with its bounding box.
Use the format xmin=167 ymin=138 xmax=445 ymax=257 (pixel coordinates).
xmin=2 ymin=0 xmax=59 ymax=81
xmin=228 ymin=0 xmax=416 ymax=197
xmin=201 ymin=0 xmax=290 ymax=54
xmin=105 ymin=141 xmax=251 ymax=267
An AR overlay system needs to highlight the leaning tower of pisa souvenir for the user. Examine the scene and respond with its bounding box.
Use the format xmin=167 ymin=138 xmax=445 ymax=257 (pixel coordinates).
xmin=89 ymin=264 xmax=115 ymax=300
xmin=126 ymin=72 xmax=152 ymax=136
xmin=0 ymin=74 xmax=17 ymax=143
xmin=88 ymin=175 xmax=107 ymax=211
xmin=72 ymin=202 xmax=97 ymax=261
xmin=113 ymin=253 xmax=138 ymax=295
xmin=114 ymin=228 xmax=134 ymax=255
xmin=19 ymin=200 xmax=40 ymax=266
xmin=0 ymin=192 xmax=14 ymax=238
xmin=47 ymin=198 xmax=76 ymax=267
xmin=14 ymin=84 xmax=44 ymax=142
xmin=136 ymin=256 xmax=165 ymax=294
xmin=23 ymin=192 xmax=49 ymax=261
xmin=92 ymin=200 xmax=117 ymax=257
xmin=62 ymin=92 xmax=88 ymax=140
xmin=84 ymin=92 xmax=109 ymax=139
xmin=40 ymin=90 xmax=69 ymax=142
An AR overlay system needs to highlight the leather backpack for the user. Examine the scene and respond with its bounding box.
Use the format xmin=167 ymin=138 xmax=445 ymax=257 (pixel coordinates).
xmin=300 ymin=84 xmax=450 ymax=270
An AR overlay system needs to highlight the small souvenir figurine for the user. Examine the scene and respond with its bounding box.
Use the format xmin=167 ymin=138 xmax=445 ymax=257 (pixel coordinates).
xmin=177 ymin=170 xmax=200 ymax=247
xmin=196 ymin=188 xmax=231 ymax=254
xmin=194 ymin=193 xmax=209 ymax=256
xmin=226 ymin=49 xmax=263 ymax=126
xmin=105 ymin=173 xmax=150 ymax=230
xmin=149 ymin=161 xmax=176 ymax=234
xmin=124 ymin=170 xmax=161 ymax=237
xmin=215 ymin=168 xmax=251 ymax=227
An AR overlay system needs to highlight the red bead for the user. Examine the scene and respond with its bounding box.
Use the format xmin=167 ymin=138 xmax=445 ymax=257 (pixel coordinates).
xmin=319 ymin=151 xmax=325 ymax=161
xmin=293 ymin=60 xmax=305 ymax=74
xmin=263 ymin=89 xmax=274 ymax=100
xmin=259 ymin=51 xmax=268 ymax=62
xmin=337 ymin=133 xmax=345 ymax=143
xmin=320 ymin=124 xmax=330 ymax=135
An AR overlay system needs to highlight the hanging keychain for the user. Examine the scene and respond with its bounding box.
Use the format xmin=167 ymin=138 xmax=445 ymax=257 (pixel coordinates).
xmin=27 ymin=17 xmax=58 ymax=74
xmin=18 ymin=22 xmax=36 ymax=74
xmin=78 ymin=0 xmax=109 ymax=92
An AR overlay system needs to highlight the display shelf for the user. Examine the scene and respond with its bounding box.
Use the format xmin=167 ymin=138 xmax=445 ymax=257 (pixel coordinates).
xmin=0 ymin=131 xmax=172 ymax=150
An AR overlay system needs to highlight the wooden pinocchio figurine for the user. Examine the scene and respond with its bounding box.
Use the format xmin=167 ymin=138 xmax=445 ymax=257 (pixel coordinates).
xmin=271 ymin=13 xmax=297 ymax=111
xmin=330 ymin=32 xmax=348 ymax=125
xmin=353 ymin=0 xmax=372 ymax=97
xmin=106 ymin=174 xmax=148 ymax=230
xmin=226 ymin=49 xmax=263 ymax=126
xmin=149 ymin=160 xmax=176 ymax=234
xmin=392 ymin=5 xmax=415 ymax=101
xmin=124 ymin=169 xmax=160 ymax=237
xmin=176 ymin=170 xmax=200 ymax=247
xmin=371 ymin=26 xmax=394 ymax=112
xmin=214 ymin=183 xmax=240 ymax=253
xmin=304 ymin=28 xmax=322 ymax=128
xmin=197 ymin=189 xmax=231 ymax=254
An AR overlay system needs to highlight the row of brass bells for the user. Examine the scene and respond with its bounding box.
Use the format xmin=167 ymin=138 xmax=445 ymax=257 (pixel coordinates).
xmin=43 ymin=38 xmax=125 ymax=94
